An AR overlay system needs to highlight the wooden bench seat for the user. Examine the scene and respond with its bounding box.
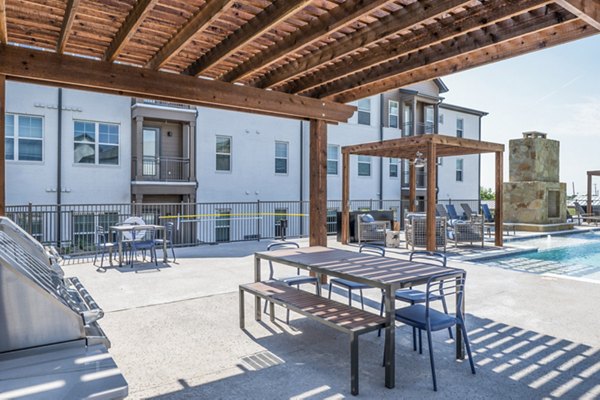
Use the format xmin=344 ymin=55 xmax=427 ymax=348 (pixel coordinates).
xmin=239 ymin=281 xmax=386 ymax=395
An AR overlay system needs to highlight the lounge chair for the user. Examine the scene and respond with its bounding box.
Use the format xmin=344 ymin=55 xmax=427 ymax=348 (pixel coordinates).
xmin=481 ymin=204 xmax=494 ymax=223
xmin=445 ymin=204 xmax=465 ymax=221
xmin=356 ymin=213 xmax=389 ymax=244
xmin=460 ymin=203 xmax=480 ymax=221
xmin=405 ymin=213 xmax=447 ymax=252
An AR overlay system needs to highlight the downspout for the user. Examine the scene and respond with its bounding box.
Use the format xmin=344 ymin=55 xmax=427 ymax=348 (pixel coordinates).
xmin=379 ymin=94 xmax=384 ymax=209
xmin=56 ymin=88 xmax=62 ymax=249
xmin=299 ymin=120 xmax=304 ymax=236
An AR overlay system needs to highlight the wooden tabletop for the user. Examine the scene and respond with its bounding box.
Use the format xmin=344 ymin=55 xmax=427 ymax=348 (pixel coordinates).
xmin=255 ymin=246 xmax=462 ymax=289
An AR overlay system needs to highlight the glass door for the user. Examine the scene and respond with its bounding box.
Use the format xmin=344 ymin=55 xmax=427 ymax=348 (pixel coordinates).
xmin=143 ymin=128 xmax=159 ymax=176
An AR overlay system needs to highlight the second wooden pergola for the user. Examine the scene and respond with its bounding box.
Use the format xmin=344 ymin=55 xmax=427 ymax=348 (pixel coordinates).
xmin=341 ymin=134 xmax=505 ymax=250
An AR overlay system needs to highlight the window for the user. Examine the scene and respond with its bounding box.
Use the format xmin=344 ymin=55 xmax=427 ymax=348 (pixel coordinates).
xmin=274 ymin=208 xmax=287 ymax=237
xmin=327 ymin=208 xmax=338 ymax=234
xmin=216 ymin=135 xmax=231 ymax=171
xmin=438 ymin=114 xmax=444 ymax=124
xmin=358 ymin=155 xmax=371 ymax=177
xmin=73 ymin=214 xmax=95 ymax=251
xmin=402 ymin=159 xmax=410 ymax=186
xmin=389 ymin=100 xmax=399 ymax=128
xmin=275 ymin=141 xmax=288 ymax=174
xmin=424 ymin=105 xmax=435 ymax=134
xmin=389 ymin=158 xmax=399 ymax=178
xmin=10 ymin=212 xmax=43 ymax=242
xmin=74 ymin=121 xmax=119 ymax=165
xmin=357 ymin=99 xmax=371 ymax=125
xmin=5 ymin=114 xmax=43 ymax=161
xmin=456 ymin=159 xmax=464 ymax=182
xmin=215 ymin=209 xmax=231 ymax=242
xmin=456 ymin=118 xmax=464 ymax=138
xmin=327 ymin=144 xmax=339 ymax=175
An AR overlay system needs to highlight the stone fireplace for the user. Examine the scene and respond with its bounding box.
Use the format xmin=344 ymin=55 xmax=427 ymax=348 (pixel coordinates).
xmin=503 ymin=132 xmax=572 ymax=231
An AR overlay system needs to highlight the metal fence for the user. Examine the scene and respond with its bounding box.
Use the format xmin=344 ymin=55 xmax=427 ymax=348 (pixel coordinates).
xmin=5 ymin=198 xmax=480 ymax=256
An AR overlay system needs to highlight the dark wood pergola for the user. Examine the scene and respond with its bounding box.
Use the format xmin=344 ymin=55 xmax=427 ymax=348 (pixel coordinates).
xmin=341 ymin=135 xmax=505 ymax=250
xmin=0 ymin=0 xmax=598 ymax=250
xmin=587 ymin=170 xmax=600 ymax=213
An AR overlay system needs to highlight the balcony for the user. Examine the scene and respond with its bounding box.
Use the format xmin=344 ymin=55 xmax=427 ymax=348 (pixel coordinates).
xmin=132 ymin=98 xmax=193 ymax=110
xmin=132 ymin=156 xmax=191 ymax=182
xmin=401 ymin=122 xmax=435 ymax=136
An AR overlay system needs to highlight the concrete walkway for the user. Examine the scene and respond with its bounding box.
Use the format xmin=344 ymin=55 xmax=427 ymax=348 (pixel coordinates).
xmin=63 ymin=239 xmax=600 ymax=399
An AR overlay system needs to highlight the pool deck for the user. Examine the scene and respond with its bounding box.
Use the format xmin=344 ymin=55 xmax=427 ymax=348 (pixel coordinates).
xmin=61 ymin=235 xmax=600 ymax=399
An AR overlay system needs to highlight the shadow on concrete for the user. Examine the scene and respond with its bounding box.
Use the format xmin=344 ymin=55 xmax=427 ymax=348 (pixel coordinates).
xmin=147 ymin=314 xmax=600 ymax=399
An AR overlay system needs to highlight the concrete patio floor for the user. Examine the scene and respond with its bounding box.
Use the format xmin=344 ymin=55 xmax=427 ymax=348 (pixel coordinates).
xmin=63 ymin=238 xmax=600 ymax=399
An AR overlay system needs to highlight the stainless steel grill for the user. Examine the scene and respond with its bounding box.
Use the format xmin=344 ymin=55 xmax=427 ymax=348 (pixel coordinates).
xmin=0 ymin=217 xmax=127 ymax=399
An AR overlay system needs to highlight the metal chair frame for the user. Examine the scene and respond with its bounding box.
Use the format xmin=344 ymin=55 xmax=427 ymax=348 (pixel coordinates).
xmin=155 ymin=222 xmax=176 ymax=262
xmin=93 ymin=225 xmax=115 ymax=269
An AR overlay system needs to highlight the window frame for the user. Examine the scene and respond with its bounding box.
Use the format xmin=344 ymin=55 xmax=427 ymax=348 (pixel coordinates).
xmin=456 ymin=118 xmax=464 ymax=138
xmin=456 ymin=158 xmax=464 ymax=182
xmin=5 ymin=113 xmax=44 ymax=162
xmin=215 ymin=208 xmax=231 ymax=242
xmin=357 ymin=99 xmax=371 ymax=126
xmin=327 ymin=144 xmax=339 ymax=175
xmin=73 ymin=120 xmax=120 ymax=166
xmin=274 ymin=141 xmax=289 ymax=175
xmin=357 ymin=155 xmax=372 ymax=177
xmin=215 ymin=135 xmax=232 ymax=172
xmin=388 ymin=100 xmax=399 ymax=128
xmin=389 ymin=157 xmax=399 ymax=178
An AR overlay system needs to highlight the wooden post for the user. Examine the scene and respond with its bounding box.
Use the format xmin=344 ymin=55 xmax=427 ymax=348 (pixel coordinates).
xmin=495 ymin=151 xmax=504 ymax=247
xmin=426 ymin=142 xmax=436 ymax=251
xmin=0 ymin=74 xmax=5 ymax=216
xmin=309 ymin=119 xmax=327 ymax=247
xmin=341 ymin=151 xmax=350 ymax=244
xmin=409 ymin=161 xmax=416 ymax=212
xmin=587 ymin=172 xmax=593 ymax=217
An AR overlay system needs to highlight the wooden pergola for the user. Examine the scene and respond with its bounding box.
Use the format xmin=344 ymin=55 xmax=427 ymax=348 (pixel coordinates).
xmin=587 ymin=170 xmax=600 ymax=213
xmin=0 ymin=0 xmax=598 ymax=252
xmin=341 ymin=135 xmax=505 ymax=250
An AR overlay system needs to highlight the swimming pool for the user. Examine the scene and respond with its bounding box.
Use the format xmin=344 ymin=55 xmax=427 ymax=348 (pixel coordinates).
xmin=482 ymin=231 xmax=600 ymax=281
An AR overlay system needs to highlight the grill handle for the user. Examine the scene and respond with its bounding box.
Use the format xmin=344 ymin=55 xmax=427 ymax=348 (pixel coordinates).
xmin=69 ymin=277 xmax=105 ymax=324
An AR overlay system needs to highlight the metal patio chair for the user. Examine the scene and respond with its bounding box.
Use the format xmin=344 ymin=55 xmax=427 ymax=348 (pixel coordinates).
xmin=93 ymin=225 xmax=116 ymax=269
xmin=393 ymin=270 xmax=475 ymax=391
xmin=266 ymin=241 xmax=320 ymax=323
xmin=155 ymin=222 xmax=176 ymax=262
xmin=129 ymin=226 xmax=158 ymax=268
xmin=328 ymin=244 xmax=384 ymax=309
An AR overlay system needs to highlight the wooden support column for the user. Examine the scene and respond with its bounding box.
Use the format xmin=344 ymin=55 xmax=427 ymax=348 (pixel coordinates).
xmin=0 ymin=74 xmax=5 ymax=216
xmin=426 ymin=142 xmax=437 ymax=251
xmin=309 ymin=119 xmax=327 ymax=247
xmin=341 ymin=151 xmax=350 ymax=244
xmin=495 ymin=151 xmax=504 ymax=247
xmin=409 ymin=161 xmax=416 ymax=212
xmin=587 ymin=172 xmax=593 ymax=217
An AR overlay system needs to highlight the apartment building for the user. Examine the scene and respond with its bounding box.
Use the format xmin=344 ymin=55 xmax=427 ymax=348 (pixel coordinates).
xmin=4 ymin=79 xmax=485 ymax=209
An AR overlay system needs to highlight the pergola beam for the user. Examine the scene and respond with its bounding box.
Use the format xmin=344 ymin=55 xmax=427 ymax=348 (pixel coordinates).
xmin=320 ymin=6 xmax=573 ymax=99
xmin=221 ymin=0 xmax=391 ymax=83
xmin=254 ymin=0 xmax=472 ymax=89
xmin=0 ymin=45 xmax=355 ymax=123
xmin=146 ymin=0 xmax=233 ymax=70
xmin=556 ymin=0 xmax=600 ymax=30
xmin=0 ymin=0 xmax=7 ymax=45
xmin=56 ymin=0 xmax=81 ymax=54
xmin=292 ymin=0 xmax=552 ymax=95
xmin=333 ymin=18 xmax=593 ymax=103
xmin=184 ymin=0 xmax=311 ymax=77
xmin=104 ymin=0 xmax=159 ymax=62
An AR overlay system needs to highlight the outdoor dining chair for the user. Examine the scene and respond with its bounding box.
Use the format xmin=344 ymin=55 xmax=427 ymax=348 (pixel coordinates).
xmin=155 ymin=222 xmax=176 ymax=262
xmin=393 ymin=270 xmax=475 ymax=391
xmin=129 ymin=227 xmax=158 ymax=268
xmin=327 ymin=244 xmax=385 ymax=309
xmin=93 ymin=225 xmax=116 ymax=269
xmin=266 ymin=241 xmax=320 ymax=323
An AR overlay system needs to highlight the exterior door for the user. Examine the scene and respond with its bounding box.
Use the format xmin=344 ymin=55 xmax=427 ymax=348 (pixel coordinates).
xmin=143 ymin=127 xmax=159 ymax=177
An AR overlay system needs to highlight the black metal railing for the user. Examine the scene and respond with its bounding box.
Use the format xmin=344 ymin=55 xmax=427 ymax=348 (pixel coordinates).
xmin=6 ymin=198 xmax=481 ymax=257
xmin=133 ymin=156 xmax=191 ymax=182
xmin=401 ymin=122 xmax=435 ymax=136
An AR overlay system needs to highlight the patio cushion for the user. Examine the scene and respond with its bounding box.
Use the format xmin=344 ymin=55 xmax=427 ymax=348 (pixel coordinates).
xmin=360 ymin=214 xmax=375 ymax=223
xmin=395 ymin=304 xmax=457 ymax=331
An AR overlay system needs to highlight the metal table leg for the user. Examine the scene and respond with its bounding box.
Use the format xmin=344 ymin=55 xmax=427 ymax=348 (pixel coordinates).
xmin=117 ymin=231 xmax=123 ymax=267
xmin=254 ymin=255 xmax=261 ymax=321
xmin=384 ymin=285 xmax=395 ymax=388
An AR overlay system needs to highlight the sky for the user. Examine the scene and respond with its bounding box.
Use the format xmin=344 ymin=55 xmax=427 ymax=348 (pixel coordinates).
xmin=440 ymin=34 xmax=600 ymax=197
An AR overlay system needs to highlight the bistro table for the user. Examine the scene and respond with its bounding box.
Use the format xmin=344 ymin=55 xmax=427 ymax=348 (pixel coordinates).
xmin=110 ymin=224 xmax=167 ymax=267
xmin=253 ymin=246 xmax=465 ymax=390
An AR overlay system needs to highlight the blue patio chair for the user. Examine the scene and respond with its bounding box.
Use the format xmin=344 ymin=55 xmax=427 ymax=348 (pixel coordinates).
xmin=266 ymin=241 xmax=320 ymax=323
xmin=328 ymin=244 xmax=384 ymax=309
xmin=155 ymin=222 xmax=176 ymax=262
xmin=393 ymin=270 xmax=475 ymax=391
xmin=378 ymin=251 xmax=453 ymax=346
xmin=481 ymin=204 xmax=494 ymax=223
xmin=129 ymin=227 xmax=157 ymax=268
xmin=445 ymin=204 xmax=464 ymax=221
xmin=93 ymin=225 xmax=116 ymax=269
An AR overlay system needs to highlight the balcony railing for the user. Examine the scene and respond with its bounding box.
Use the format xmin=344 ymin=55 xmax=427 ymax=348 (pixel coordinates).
xmin=401 ymin=122 xmax=435 ymax=136
xmin=133 ymin=156 xmax=191 ymax=182
xmin=132 ymin=98 xmax=193 ymax=110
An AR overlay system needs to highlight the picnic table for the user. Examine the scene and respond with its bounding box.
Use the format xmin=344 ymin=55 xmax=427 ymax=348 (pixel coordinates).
xmin=251 ymin=246 xmax=466 ymax=391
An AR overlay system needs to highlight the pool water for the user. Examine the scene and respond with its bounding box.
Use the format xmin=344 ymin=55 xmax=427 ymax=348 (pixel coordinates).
xmin=482 ymin=232 xmax=600 ymax=281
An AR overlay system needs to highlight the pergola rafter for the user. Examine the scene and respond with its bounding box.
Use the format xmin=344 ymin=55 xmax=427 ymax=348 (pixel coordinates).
xmin=56 ymin=0 xmax=80 ymax=54
xmin=556 ymin=0 xmax=600 ymax=30
xmin=342 ymin=135 xmax=505 ymax=250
